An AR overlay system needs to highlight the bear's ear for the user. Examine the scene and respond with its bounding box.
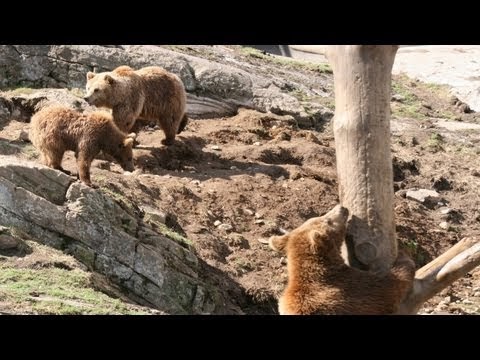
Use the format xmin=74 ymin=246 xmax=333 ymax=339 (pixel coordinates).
xmin=87 ymin=72 xmax=95 ymax=80
xmin=123 ymin=137 xmax=134 ymax=148
xmin=308 ymin=230 xmax=331 ymax=254
xmin=269 ymin=234 xmax=289 ymax=253
xmin=105 ymin=75 xmax=115 ymax=85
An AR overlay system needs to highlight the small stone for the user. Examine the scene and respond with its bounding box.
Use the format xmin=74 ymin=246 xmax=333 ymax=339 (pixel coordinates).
xmin=440 ymin=207 xmax=453 ymax=215
xmin=230 ymin=166 xmax=237 ymax=170
xmin=277 ymin=176 xmax=285 ymax=181
xmin=254 ymin=212 xmax=263 ymax=219
xmin=472 ymin=170 xmax=480 ymax=177
xmin=191 ymin=180 xmax=201 ymax=186
xmin=391 ymin=94 xmax=405 ymax=102
xmin=255 ymin=219 xmax=265 ymax=225
xmin=281 ymin=183 xmax=288 ymax=188
xmin=207 ymin=210 xmax=215 ymax=217
xmin=423 ymin=308 xmax=433 ymax=314
xmin=422 ymin=103 xmax=432 ymax=110
xmin=449 ymin=95 xmax=459 ymax=105
xmin=462 ymin=299 xmax=474 ymax=305
xmin=143 ymin=207 xmax=167 ymax=225
xmin=406 ymin=189 xmax=441 ymax=207
xmin=257 ymin=238 xmax=270 ymax=244
xmin=443 ymin=296 xmax=451 ymax=304
xmin=213 ymin=220 xmax=222 ymax=227
xmin=439 ymin=221 xmax=449 ymax=230
xmin=0 ymin=235 xmax=19 ymax=250
xmin=218 ymin=224 xmax=233 ymax=231
xmin=473 ymin=292 xmax=480 ymax=297
xmin=228 ymin=233 xmax=249 ymax=249
xmin=280 ymin=257 xmax=287 ymax=265
xmin=253 ymin=142 xmax=261 ymax=146
xmin=244 ymin=209 xmax=255 ymax=216
xmin=18 ymin=130 xmax=30 ymax=142
xmin=211 ymin=145 xmax=221 ymax=151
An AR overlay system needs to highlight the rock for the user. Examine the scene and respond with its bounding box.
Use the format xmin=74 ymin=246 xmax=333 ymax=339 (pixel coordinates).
xmin=439 ymin=221 xmax=449 ymax=230
xmin=244 ymin=209 xmax=255 ymax=216
xmin=473 ymin=292 xmax=480 ymax=297
xmin=18 ymin=130 xmax=30 ymax=142
xmin=142 ymin=206 xmax=168 ymax=225
xmin=472 ymin=170 xmax=480 ymax=177
xmin=0 ymin=234 xmax=19 ymax=250
xmin=0 ymin=45 xmax=332 ymax=124
xmin=213 ymin=220 xmax=222 ymax=227
xmin=227 ymin=233 xmax=249 ymax=249
xmin=431 ymin=177 xmax=453 ymax=191
xmin=253 ymin=142 xmax=261 ymax=146
xmin=280 ymin=256 xmax=287 ymax=265
xmin=230 ymin=166 xmax=237 ymax=170
xmin=254 ymin=212 xmax=263 ymax=219
xmin=391 ymin=94 xmax=405 ymax=102
xmin=443 ymin=296 xmax=452 ymax=304
xmin=406 ymin=189 xmax=442 ymax=208
xmin=0 ymin=156 xmax=241 ymax=314
xmin=211 ymin=145 xmax=221 ymax=151
xmin=439 ymin=207 xmax=453 ymax=215
xmin=255 ymin=219 xmax=265 ymax=225
xmin=218 ymin=224 xmax=233 ymax=231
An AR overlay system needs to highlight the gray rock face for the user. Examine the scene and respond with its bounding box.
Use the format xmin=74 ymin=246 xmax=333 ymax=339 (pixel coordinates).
xmin=0 ymin=45 xmax=332 ymax=124
xmin=0 ymin=156 xmax=241 ymax=314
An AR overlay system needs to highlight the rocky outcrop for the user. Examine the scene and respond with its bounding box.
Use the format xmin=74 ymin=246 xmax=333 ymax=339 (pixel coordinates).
xmin=0 ymin=45 xmax=333 ymax=124
xmin=0 ymin=156 xmax=242 ymax=314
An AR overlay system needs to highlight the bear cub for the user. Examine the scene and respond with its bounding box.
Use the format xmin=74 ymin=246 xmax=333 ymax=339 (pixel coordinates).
xmin=30 ymin=105 xmax=135 ymax=187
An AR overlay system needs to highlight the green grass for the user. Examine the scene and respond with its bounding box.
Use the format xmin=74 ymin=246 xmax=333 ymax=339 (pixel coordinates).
xmin=156 ymin=223 xmax=192 ymax=247
xmin=239 ymin=47 xmax=332 ymax=74
xmin=0 ymin=266 xmax=148 ymax=315
xmin=427 ymin=132 xmax=445 ymax=152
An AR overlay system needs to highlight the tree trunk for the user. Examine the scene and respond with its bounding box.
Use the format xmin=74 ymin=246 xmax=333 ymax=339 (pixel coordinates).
xmin=326 ymin=45 xmax=398 ymax=273
xmin=327 ymin=45 xmax=480 ymax=313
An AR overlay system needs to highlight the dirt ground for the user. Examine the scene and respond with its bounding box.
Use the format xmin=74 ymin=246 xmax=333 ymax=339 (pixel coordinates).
xmin=2 ymin=51 xmax=480 ymax=314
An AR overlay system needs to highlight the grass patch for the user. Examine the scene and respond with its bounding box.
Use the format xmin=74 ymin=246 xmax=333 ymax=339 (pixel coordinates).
xmin=427 ymin=132 xmax=445 ymax=153
xmin=156 ymin=223 xmax=192 ymax=247
xmin=239 ymin=47 xmax=332 ymax=74
xmin=0 ymin=266 xmax=147 ymax=314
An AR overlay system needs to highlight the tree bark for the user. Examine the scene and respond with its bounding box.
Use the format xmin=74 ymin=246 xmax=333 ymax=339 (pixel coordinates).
xmin=326 ymin=45 xmax=399 ymax=273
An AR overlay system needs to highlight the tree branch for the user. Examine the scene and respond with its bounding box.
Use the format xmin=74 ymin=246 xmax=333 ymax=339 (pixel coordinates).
xmin=398 ymin=236 xmax=480 ymax=314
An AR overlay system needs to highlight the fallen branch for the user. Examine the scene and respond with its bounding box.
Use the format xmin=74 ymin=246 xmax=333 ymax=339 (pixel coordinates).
xmin=398 ymin=236 xmax=480 ymax=314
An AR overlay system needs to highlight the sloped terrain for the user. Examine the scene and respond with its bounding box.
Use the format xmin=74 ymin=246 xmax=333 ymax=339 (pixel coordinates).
xmin=1 ymin=45 xmax=480 ymax=314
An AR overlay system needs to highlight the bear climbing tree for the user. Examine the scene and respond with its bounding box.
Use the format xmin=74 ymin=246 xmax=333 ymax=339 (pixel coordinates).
xmin=326 ymin=45 xmax=480 ymax=314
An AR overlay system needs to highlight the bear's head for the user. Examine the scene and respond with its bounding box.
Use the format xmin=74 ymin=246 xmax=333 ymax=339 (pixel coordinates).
xmin=84 ymin=72 xmax=116 ymax=107
xmin=111 ymin=136 xmax=135 ymax=172
xmin=269 ymin=205 xmax=349 ymax=260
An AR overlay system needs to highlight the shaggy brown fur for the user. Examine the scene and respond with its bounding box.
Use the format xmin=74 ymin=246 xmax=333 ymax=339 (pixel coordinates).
xmin=269 ymin=205 xmax=416 ymax=315
xmin=30 ymin=105 xmax=135 ymax=187
xmin=84 ymin=65 xmax=189 ymax=146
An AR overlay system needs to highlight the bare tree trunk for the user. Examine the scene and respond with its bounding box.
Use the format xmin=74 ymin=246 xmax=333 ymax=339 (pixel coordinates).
xmin=327 ymin=45 xmax=398 ymax=273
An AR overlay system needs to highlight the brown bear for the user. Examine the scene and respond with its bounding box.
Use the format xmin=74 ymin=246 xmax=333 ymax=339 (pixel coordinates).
xmin=84 ymin=65 xmax=189 ymax=146
xmin=269 ymin=205 xmax=416 ymax=315
xmin=30 ymin=105 xmax=135 ymax=187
